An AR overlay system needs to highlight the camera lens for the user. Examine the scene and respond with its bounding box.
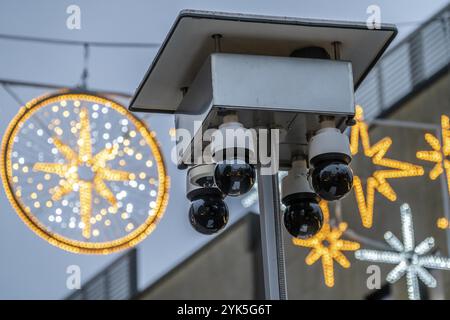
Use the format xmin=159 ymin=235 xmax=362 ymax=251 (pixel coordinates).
xmin=311 ymin=160 xmax=353 ymax=201
xmin=283 ymin=197 xmax=323 ymax=239
xmin=214 ymin=159 xmax=256 ymax=196
xmin=189 ymin=194 xmax=229 ymax=235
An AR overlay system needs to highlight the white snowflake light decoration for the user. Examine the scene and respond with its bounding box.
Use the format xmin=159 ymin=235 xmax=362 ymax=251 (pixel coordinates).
xmin=355 ymin=203 xmax=450 ymax=300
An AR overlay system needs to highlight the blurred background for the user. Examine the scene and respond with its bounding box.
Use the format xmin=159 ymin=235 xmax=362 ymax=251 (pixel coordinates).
xmin=0 ymin=0 xmax=449 ymax=300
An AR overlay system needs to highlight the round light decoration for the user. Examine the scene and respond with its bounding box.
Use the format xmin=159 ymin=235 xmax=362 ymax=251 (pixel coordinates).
xmin=1 ymin=92 xmax=169 ymax=254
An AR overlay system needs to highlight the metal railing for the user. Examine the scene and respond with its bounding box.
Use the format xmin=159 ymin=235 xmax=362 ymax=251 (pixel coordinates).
xmin=356 ymin=3 xmax=450 ymax=120
xmin=66 ymin=248 xmax=138 ymax=300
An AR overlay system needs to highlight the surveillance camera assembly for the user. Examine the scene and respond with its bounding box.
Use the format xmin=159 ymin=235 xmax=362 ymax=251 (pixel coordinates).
xmin=186 ymin=113 xmax=257 ymax=235
xmin=187 ymin=111 xmax=354 ymax=238
xmin=211 ymin=113 xmax=257 ymax=197
xmin=281 ymin=159 xmax=324 ymax=239
xmin=308 ymin=116 xmax=354 ymax=201
xmin=128 ymin=9 xmax=398 ymax=300
xmin=186 ymin=164 xmax=229 ymax=235
xmin=134 ymin=11 xmax=362 ymax=237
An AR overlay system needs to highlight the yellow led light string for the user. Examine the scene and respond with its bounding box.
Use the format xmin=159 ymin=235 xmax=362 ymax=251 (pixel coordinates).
xmin=417 ymin=115 xmax=450 ymax=193
xmin=292 ymin=201 xmax=360 ymax=287
xmin=416 ymin=115 xmax=450 ymax=229
xmin=350 ymin=106 xmax=424 ymax=228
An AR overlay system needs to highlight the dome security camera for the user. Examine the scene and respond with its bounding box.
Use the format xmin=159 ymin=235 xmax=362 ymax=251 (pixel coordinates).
xmin=308 ymin=117 xmax=353 ymax=201
xmin=211 ymin=114 xmax=256 ymax=197
xmin=281 ymin=159 xmax=324 ymax=239
xmin=186 ymin=164 xmax=229 ymax=235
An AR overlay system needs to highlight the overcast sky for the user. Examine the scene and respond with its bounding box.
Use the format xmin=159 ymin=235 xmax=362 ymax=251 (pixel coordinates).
xmin=0 ymin=0 xmax=448 ymax=299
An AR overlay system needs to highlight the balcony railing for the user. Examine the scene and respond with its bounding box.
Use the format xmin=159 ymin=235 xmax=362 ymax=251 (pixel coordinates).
xmin=355 ymin=3 xmax=450 ymax=120
xmin=66 ymin=248 xmax=138 ymax=300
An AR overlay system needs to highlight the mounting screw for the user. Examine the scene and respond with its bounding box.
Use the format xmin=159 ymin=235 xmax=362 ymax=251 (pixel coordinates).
xmin=212 ymin=34 xmax=223 ymax=52
xmin=332 ymin=41 xmax=342 ymax=60
xmin=180 ymin=86 xmax=189 ymax=96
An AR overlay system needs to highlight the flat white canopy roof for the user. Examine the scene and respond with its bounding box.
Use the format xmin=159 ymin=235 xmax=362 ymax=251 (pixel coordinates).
xmin=129 ymin=10 xmax=397 ymax=113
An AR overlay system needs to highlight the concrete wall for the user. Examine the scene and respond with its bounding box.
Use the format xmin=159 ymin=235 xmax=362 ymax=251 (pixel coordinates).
xmin=139 ymin=214 xmax=264 ymax=300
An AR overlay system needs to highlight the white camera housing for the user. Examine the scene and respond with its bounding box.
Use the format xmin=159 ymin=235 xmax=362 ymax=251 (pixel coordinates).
xmin=210 ymin=114 xmax=256 ymax=164
xmin=281 ymin=159 xmax=315 ymax=201
xmin=308 ymin=119 xmax=352 ymax=165
xmin=186 ymin=164 xmax=221 ymax=200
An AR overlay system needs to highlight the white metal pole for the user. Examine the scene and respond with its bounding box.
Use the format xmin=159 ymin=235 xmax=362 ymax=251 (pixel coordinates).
xmin=257 ymin=170 xmax=288 ymax=300
xmin=256 ymin=131 xmax=288 ymax=300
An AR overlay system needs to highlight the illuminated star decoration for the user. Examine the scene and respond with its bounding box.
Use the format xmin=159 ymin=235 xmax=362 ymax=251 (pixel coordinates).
xmin=293 ymin=201 xmax=360 ymax=287
xmin=1 ymin=93 xmax=169 ymax=254
xmin=350 ymin=105 xmax=424 ymax=228
xmin=33 ymin=108 xmax=133 ymax=239
xmin=355 ymin=203 xmax=450 ymax=300
xmin=416 ymin=115 xmax=450 ymax=194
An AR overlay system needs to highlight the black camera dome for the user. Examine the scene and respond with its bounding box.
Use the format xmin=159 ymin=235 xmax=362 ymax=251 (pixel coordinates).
xmin=189 ymin=193 xmax=229 ymax=235
xmin=311 ymin=160 xmax=353 ymax=201
xmin=283 ymin=194 xmax=323 ymax=239
xmin=214 ymin=159 xmax=256 ymax=197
